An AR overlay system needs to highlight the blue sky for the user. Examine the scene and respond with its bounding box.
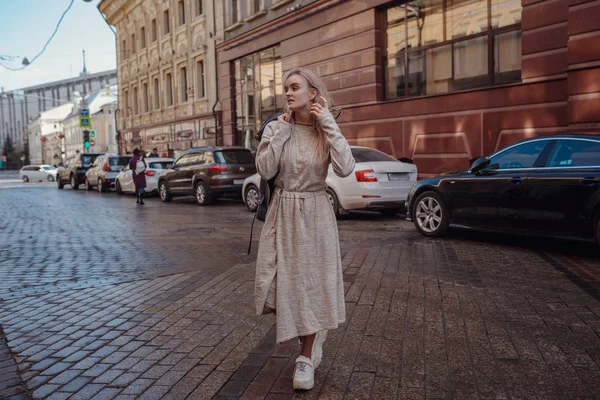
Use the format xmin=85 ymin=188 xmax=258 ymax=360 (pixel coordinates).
xmin=0 ymin=0 xmax=117 ymax=91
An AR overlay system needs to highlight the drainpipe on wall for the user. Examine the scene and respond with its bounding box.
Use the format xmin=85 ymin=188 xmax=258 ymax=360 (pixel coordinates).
xmin=211 ymin=0 xmax=220 ymax=146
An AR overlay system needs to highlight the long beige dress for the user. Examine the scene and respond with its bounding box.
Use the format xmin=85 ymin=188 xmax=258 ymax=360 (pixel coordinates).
xmin=254 ymin=113 xmax=355 ymax=343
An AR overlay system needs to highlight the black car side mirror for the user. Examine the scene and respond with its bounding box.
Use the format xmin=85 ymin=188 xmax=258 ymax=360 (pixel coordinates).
xmin=470 ymin=156 xmax=491 ymax=173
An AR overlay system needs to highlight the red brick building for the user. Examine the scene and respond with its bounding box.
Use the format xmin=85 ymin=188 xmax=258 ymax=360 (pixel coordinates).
xmin=217 ymin=0 xmax=600 ymax=177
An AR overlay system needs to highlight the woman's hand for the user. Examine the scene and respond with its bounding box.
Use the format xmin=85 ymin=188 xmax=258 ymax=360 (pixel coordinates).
xmin=310 ymin=96 xmax=332 ymax=120
xmin=280 ymin=113 xmax=292 ymax=123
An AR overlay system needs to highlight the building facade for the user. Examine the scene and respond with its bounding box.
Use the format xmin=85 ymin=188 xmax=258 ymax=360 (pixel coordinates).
xmin=99 ymin=0 xmax=219 ymax=159
xmin=215 ymin=0 xmax=600 ymax=177
xmin=1 ymin=70 xmax=117 ymax=152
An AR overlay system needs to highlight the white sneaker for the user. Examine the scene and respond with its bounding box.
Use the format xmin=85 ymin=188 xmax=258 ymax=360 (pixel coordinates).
xmin=292 ymin=355 xmax=314 ymax=390
xmin=311 ymin=330 xmax=327 ymax=369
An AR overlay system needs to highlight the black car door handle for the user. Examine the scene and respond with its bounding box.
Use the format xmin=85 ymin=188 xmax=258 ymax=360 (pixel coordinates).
xmin=580 ymin=177 xmax=599 ymax=186
xmin=510 ymin=176 xmax=524 ymax=184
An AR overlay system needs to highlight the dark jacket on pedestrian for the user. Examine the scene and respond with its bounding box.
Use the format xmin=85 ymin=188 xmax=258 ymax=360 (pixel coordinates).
xmin=129 ymin=155 xmax=147 ymax=190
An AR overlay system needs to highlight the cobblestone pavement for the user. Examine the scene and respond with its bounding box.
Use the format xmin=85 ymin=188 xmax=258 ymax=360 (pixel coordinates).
xmin=0 ymin=182 xmax=599 ymax=399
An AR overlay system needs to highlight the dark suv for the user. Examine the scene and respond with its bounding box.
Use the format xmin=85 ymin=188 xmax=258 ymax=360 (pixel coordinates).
xmin=57 ymin=153 xmax=104 ymax=190
xmin=158 ymin=147 xmax=256 ymax=205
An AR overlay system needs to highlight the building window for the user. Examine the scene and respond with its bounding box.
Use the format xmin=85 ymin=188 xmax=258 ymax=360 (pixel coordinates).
xmin=133 ymin=86 xmax=139 ymax=115
xmin=143 ymin=82 xmax=149 ymax=113
xmin=178 ymin=1 xmax=186 ymax=26
xmin=196 ymin=60 xmax=205 ymax=99
xmin=384 ymin=0 xmax=522 ymax=99
xmin=121 ymin=39 xmax=127 ymax=58
xmin=230 ymin=0 xmax=240 ymax=24
xmin=249 ymin=0 xmax=261 ymax=14
xmin=140 ymin=26 xmax=146 ymax=49
xmin=180 ymin=66 xmax=188 ymax=103
xmin=151 ymin=19 xmax=157 ymax=42
xmin=153 ymin=77 xmax=160 ymax=109
xmin=164 ymin=9 xmax=171 ymax=35
xmin=165 ymin=72 xmax=173 ymax=106
xmin=234 ymin=46 xmax=282 ymax=150
xmin=124 ymin=89 xmax=129 ymax=117
xmin=131 ymin=33 xmax=136 ymax=54
xmin=196 ymin=0 xmax=203 ymax=15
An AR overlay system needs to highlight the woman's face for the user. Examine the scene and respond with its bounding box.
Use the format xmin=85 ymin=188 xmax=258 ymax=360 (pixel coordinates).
xmin=284 ymin=74 xmax=317 ymax=112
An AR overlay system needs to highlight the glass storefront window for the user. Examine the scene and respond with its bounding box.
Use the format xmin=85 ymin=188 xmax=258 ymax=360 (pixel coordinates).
xmin=234 ymin=45 xmax=283 ymax=151
xmin=386 ymin=0 xmax=521 ymax=99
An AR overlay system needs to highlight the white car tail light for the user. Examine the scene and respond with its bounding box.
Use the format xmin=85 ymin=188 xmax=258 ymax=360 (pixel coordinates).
xmin=355 ymin=169 xmax=378 ymax=182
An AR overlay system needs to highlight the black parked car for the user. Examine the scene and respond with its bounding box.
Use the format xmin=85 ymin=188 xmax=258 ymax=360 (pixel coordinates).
xmin=405 ymin=135 xmax=600 ymax=246
xmin=158 ymin=146 xmax=257 ymax=205
xmin=57 ymin=153 xmax=105 ymax=190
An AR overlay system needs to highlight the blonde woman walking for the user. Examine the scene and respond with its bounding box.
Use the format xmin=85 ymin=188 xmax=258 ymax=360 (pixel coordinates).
xmin=254 ymin=67 xmax=355 ymax=390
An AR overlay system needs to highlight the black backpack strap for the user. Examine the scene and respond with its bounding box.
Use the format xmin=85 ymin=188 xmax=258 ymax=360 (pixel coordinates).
xmin=255 ymin=112 xmax=283 ymax=142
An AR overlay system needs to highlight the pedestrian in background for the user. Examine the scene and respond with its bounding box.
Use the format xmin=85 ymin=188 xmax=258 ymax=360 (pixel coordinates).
xmin=129 ymin=148 xmax=147 ymax=205
xmin=254 ymin=67 xmax=355 ymax=390
xmin=149 ymin=148 xmax=160 ymax=158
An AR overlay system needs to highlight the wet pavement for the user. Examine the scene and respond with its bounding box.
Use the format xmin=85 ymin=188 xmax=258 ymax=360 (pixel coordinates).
xmin=0 ymin=181 xmax=599 ymax=399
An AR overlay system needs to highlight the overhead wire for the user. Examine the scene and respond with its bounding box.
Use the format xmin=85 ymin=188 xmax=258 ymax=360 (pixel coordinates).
xmin=0 ymin=0 xmax=76 ymax=71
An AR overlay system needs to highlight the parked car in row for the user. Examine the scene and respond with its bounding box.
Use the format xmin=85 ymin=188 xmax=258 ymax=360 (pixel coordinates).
xmin=242 ymin=146 xmax=418 ymax=218
xmin=20 ymin=165 xmax=57 ymax=182
xmin=159 ymin=146 xmax=256 ymax=205
xmin=57 ymin=153 xmax=104 ymax=189
xmin=406 ymin=134 xmax=600 ymax=246
xmin=115 ymin=157 xmax=175 ymax=195
xmin=84 ymin=155 xmax=132 ymax=192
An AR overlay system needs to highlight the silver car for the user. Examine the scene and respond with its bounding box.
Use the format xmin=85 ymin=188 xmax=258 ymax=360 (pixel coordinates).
xmin=115 ymin=157 xmax=175 ymax=195
xmin=19 ymin=165 xmax=57 ymax=182
xmin=243 ymin=146 xmax=418 ymax=218
xmin=85 ymin=155 xmax=132 ymax=192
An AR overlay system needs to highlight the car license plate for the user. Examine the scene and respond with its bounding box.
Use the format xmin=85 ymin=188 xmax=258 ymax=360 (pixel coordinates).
xmin=234 ymin=179 xmax=244 ymax=185
xmin=388 ymin=173 xmax=409 ymax=181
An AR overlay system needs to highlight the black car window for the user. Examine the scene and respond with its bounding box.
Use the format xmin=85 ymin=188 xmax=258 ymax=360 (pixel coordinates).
xmin=215 ymin=150 xmax=255 ymax=164
xmin=205 ymin=152 xmax=215 ymax=164
xmin=188 ymin=153 xmax=204 ymax=165
xmin=149 ymin=162 xmax=173 ymax=169
xmin=487 ymin=140 xmax=549 ymax=170
xmin=351 ymin=147 xmax=397 ymax=163
xmin=109 ymin=157 xmax=130 ymax=167
xmin=545 ymin=139 xmax=600 ymax=167
xmin=174 ymin=154 xmax=192 ymax=167
xmin=81 ymin=155 xmax=97 ymax=167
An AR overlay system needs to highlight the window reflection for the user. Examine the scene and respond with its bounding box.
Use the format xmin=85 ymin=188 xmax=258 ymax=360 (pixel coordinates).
xmin=386 ymin=0 xmax=522 ymax=99
xmin=234 ymin=46 xmax=283 ymax=151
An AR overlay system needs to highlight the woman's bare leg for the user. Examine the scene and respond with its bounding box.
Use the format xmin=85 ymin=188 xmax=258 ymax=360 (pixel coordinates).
xmin=299 ymin=333 xmax=316 ymax=358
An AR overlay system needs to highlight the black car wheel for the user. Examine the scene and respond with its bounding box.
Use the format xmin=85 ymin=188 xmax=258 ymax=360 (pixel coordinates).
xmin=380 ymin=208 xmax=401 ymax=218
xmin=47 ymin=175 xmax=55 ymax=182
xmin=85 ymin=178 xmax=93 ymax=191
xmin=57 ymin=176 xmax=64 ymax=189
xmin=326 ymin=188 xmax=345 ymax=219
xmin=116 ymin=180 xmax=124 ymax=195
xmin=70 ymin=175 xmax=79 ymax=190
xmin=22 ymin=175 xmax=29 ymax=183
xmin=412 ymin=191 xmax=449 ymax=237
xmin=159 ymin=181 xmax=172 ymax=203
xmin=195 ymin=182 xmax=212 ymax=206
xmin=244 ymin=184 xmax=260 ymax=212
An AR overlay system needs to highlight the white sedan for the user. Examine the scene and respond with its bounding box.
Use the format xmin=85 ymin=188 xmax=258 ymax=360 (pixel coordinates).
xmin=242 ymin=146 xmax=418 ymax=217
xmin=115 ymin=157 xmax=175 ymax=195
xmin=19 ymin=165 xmax=58 ymax=182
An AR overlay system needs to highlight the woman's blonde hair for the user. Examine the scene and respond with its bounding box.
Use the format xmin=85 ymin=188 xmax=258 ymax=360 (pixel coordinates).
xmin=282 ymin=67 xmax=333 ymax=156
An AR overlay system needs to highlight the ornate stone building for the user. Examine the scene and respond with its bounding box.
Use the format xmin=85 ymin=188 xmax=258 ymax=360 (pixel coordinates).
xmin=99 ymin=0 xmax=219 ymax=159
